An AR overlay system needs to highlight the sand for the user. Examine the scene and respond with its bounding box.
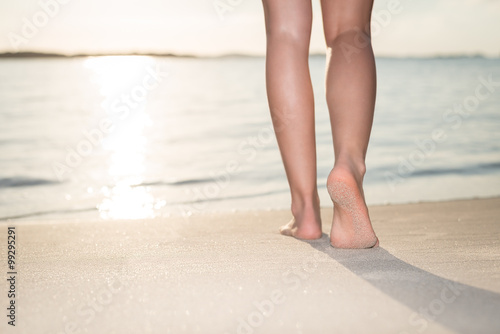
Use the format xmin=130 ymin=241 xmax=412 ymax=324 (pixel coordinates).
xmin=1 ymin=197 xmax=500 ymax=334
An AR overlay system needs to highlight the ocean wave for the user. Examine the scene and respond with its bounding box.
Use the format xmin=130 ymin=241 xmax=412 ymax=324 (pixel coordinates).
xmin=131 ymin=178 xmax=214 ymax=187
xmin=0 ymin=177 xmax=60 ymax=188
xmin=368 ymin=161 xmax=500 ymax=180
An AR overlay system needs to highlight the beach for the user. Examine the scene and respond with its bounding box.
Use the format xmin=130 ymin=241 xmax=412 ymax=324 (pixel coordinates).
xmin=0 ymin=54 xmax=499 ymax=334
xmin=2 ymin=197 xmax=499 ymax=333
xmin=1 ymin=0 xmax=500 ymax=332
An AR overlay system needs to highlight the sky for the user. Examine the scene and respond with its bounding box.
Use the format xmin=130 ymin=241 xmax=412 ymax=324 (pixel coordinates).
xmin=0 ymin=0 xmax=499 ymax=57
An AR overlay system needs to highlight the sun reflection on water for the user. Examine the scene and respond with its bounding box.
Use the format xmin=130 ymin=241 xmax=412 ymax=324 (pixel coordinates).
xmin=84 ymin=56 xmax=165 ymax=219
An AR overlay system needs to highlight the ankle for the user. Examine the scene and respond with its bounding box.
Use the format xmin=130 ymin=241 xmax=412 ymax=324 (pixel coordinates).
xmin=291 ymin=194 xmax=320 ymax=219
xmin=333 ymin=159 xmax=366 ymax=180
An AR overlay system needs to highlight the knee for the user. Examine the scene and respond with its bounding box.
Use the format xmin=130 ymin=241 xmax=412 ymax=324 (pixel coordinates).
xmin=325 ymin=26 xmax=371 ymax=49
xmin=265 ymin=19 xmax=312 ymax=48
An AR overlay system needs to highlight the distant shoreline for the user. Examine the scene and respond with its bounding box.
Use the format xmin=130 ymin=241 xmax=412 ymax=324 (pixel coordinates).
xmin=0 ymin=51 xmax=497 ymax=60
xmin=0 ymin=51 xmax=198 ymax=58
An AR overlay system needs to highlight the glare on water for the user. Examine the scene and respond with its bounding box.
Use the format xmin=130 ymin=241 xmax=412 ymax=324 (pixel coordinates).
xmin=84 ymin=56 xmax=165 ymax=219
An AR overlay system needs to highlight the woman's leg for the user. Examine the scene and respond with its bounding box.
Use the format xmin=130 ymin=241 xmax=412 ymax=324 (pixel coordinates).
xmin=320 ymin=0 xmax=378 ymax=248
xmin=262 ymin=0 xmax=322 ymax=239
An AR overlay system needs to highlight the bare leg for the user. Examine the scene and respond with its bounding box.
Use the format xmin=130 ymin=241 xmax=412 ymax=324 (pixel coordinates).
xmin=262 ymin=0 xmax=322 ymax=239
xmin=321 ymin=0 xmax=379 ymax=248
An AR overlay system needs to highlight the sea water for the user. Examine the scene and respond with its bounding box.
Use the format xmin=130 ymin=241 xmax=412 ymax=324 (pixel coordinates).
xmin=0 ymin=55 xmax=499 ymax=220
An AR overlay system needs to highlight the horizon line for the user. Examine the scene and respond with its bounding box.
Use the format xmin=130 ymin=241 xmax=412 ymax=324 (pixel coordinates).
xmin=0 ymin=51 xmax=498 ymax=60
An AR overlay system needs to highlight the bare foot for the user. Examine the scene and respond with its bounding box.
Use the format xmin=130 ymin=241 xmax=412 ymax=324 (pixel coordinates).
xmin=327 ymin=166 xmax=378 ymax=249
xmin=280 ymin=200 xmax=322 ymax=240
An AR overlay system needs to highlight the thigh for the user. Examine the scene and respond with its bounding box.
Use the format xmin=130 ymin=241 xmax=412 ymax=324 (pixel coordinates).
xmin=320 ymin=0 xmax=374 ymax=40
xmin=262 ymin=0 xmax=313 ymax=39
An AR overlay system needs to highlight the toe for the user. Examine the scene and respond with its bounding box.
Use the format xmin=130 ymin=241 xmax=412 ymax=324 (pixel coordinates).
xmin=279 ymin=225 xmax=293 ymax=236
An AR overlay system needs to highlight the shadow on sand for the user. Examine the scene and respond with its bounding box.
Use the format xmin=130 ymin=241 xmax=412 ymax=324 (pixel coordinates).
xmin=304 ymin=236 xmax=500 ymax=334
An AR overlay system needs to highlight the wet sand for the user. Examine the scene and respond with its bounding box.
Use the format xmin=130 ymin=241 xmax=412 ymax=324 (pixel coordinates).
xmin=1 ymin=197 xmax=500 ymax=333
